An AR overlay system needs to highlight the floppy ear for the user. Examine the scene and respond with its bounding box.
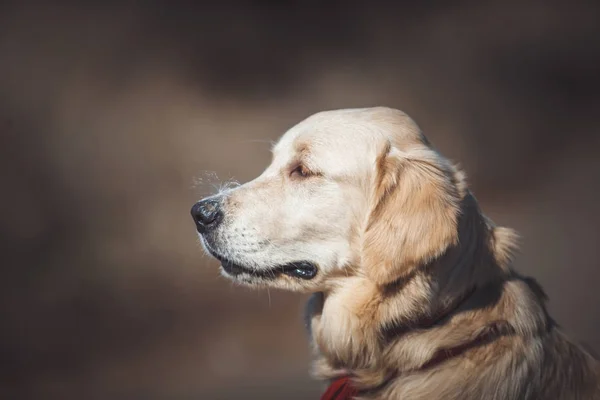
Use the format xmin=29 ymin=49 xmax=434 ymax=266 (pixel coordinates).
xmin=362 ymin=144 xmax=463 ymax=285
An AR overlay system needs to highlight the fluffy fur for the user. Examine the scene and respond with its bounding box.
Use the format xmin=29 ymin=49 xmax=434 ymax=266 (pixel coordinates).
xmin=195 ymin=107 xmax=600 ymax=399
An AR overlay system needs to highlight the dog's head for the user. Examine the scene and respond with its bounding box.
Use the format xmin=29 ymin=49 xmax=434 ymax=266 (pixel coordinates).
xmin=192 ymin=107 xmax=466 ymax=291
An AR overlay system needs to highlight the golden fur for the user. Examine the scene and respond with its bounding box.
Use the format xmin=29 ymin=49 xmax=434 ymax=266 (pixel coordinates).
xmin=196 ymin=107 xmax=600 ymax=399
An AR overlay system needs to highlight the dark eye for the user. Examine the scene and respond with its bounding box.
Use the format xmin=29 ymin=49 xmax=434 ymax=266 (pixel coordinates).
xmin=290 ymin=164 xmax=312 ymax=179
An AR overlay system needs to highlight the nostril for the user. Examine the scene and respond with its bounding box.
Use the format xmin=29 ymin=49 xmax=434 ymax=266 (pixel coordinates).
xmin=191 ymin=199 xmax=223 ymax=231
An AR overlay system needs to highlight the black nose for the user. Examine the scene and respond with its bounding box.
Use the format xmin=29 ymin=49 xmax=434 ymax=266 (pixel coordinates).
xmin=191 ymin=199 xmax=223 ymax=233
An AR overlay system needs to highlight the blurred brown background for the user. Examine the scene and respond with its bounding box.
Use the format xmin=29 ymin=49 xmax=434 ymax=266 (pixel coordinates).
xmin=0 ymin=1 xmax=599 ymax=399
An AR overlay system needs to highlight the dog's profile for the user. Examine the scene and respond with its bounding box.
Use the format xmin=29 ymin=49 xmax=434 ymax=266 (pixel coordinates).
xmin=191 ymin=107 xmax=600 ymax=399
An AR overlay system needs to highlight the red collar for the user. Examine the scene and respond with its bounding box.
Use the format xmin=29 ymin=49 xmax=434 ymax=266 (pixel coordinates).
xmin=320 ymin=376 xmax=358 ymax=400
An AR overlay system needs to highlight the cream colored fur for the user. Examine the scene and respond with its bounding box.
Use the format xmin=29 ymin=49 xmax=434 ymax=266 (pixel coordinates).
xmin=196 ymin=107 xmax=600 ymax=399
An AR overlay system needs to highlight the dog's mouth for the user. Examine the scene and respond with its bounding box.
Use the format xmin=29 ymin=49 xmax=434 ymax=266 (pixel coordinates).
xmin=207 ymin=250 xmax=317 ymax=280
xmin=220 ymin=258 xmax=317 ymax=280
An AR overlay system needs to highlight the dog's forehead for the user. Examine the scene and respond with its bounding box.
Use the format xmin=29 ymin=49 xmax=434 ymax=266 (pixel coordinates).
xmin=273 ymin=108 xmax=424 ymax=160
xmin=272 ymin=109 xmax=386 ymax=164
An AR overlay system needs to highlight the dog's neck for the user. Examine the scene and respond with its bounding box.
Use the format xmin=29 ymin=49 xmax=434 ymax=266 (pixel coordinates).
xmin=307 ymin=194 xmax=517 ymax=386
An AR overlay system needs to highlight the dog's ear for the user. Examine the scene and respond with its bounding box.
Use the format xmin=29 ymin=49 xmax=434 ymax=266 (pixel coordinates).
xmin=361 ymin=143 xmax=463 ymax=285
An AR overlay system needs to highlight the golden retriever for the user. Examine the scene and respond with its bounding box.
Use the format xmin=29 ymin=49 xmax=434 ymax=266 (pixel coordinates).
xmin=191 ymin=107 xmax=600 ymax=399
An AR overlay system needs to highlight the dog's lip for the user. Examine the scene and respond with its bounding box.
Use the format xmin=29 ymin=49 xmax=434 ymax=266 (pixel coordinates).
xmin=220 ymin=258 xmax=277 ymax=279
xmin=208 ymin=249 xmax=317 ymax=280
xmin=280 ymin=261 xmax=318 ymax=279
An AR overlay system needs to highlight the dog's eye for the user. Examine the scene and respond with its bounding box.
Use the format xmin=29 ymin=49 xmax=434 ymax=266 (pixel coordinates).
xmin=290 ymin=164 xmax=312 ymax=179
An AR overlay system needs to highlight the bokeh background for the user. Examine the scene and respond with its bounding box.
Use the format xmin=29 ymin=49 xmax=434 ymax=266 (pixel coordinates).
xmin=1 ymin=1 xmax=599 ymax=399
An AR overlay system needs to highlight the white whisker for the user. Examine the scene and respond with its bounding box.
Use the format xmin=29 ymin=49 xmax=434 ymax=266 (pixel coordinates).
xmin=267 ymin=287 xmax=272 ymax=308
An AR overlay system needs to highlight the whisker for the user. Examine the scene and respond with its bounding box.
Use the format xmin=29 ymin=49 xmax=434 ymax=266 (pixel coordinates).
xmin=267 ymin=288 xmax=272 ymax=308
xmin=237 ymin=139 xmax=276 ymax=145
